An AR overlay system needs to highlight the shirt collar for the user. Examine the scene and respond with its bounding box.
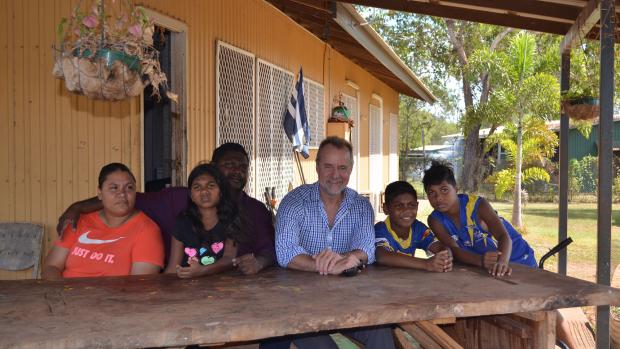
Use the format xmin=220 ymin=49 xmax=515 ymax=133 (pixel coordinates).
xmin=385 ymin=216 xmax=412 ymax=248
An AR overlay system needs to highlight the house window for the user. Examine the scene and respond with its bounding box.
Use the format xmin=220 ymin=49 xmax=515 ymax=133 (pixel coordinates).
xmin=369 ymin=103 xmax=383 ymax=193
xmin=255 ymin=59 xmax=295 ymax=201
xmin=215 ymin=41 xmax=256 ymax=195
xmin=342 ymin=93 xmax=359 ymax=190
xmin=303 ymin=78 xmax=325 ymax=148
xmin=389 ymin=113 xmax=399 ymax=182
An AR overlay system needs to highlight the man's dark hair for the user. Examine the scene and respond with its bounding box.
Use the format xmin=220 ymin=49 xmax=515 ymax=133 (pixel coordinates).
xmin=316 ymin=136 xmax=353 ymax=165
xmin=384 ymin=181 xmax=417 ymax=206
xmin=211 ymin=142 xmax=249 ymax=163
xmin=422 ymin=161 xmax=457 ymax=190
xmin=98 ymin=163 xmax=136 ymax=188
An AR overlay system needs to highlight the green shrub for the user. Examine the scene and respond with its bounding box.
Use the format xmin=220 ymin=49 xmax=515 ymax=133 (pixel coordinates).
xmin=571 ymin=155 xmax=598 ymax=193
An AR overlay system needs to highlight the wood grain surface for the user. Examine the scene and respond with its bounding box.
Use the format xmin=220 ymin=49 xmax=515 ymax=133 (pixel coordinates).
xmin=1 ymin=264 xmax=619 ymax=349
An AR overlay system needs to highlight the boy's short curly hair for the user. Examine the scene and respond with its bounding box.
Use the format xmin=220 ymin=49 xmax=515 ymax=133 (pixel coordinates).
xmin=384 ymin=181 xmax=417 ymax=206
xmin=422 ymin=161 xmax=457 ymax=190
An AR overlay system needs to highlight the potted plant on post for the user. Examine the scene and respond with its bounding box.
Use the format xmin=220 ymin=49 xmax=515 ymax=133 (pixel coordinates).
xmin=52 ymin=0 xmax=168 ymax=101
xmin=561 ymin=85 xmax=599 ymax=121
xmin=561 ymin=44 xmax=600 ymax=121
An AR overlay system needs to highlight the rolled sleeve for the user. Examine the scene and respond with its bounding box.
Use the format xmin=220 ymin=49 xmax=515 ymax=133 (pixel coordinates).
xmin=350 ymin=199 xmax=376 ymax=264
xmin=275 ymin=194 xmax=309 ymax=267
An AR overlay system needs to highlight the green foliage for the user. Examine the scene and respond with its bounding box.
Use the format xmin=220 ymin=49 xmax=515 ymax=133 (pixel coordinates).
xmin=569 ymin=155 xmax=598 ymax=193
xmin=486 ymin=116 xmax=556 ymax=199
xmin=563 ymin=44 xmax=600 ymax=98
xmin=398 ymin=96 xmax=458 ymax=153
xmin=568 ymin=159 xmax=582 ymax=199
xmin=487 ymin=167 xmax=550 ymax=199
xmin=490 ymin=169 xmax=515 ymax=199
xmin=613 ymin=174 xmax=620 ymax=203
xmin=572 ymin=119 xmax=593 ymax=139
xmin=486 ymin=117 xmax=558 ymax=165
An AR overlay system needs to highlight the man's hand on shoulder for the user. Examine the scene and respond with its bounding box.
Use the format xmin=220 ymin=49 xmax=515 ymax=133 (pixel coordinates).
xmin=56 ymin=197 xmax=103 ymax=236
xmin=56 ymin=204 xmax=81 ymax=236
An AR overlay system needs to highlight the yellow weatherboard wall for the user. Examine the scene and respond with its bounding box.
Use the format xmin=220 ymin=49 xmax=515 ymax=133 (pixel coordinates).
xmin=0 ymin=0 xmax=399 ymax=279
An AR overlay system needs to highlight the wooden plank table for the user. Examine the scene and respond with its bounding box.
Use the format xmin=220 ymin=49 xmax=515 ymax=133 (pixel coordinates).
xmin=0 ymin=264 xmax=619 ymax=349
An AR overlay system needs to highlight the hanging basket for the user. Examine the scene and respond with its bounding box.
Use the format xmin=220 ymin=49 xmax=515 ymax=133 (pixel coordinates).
xmin=53 ymin=49 xmax=144 ymax=101
xmin=52 ymin=0 xmax=166 ymax=101
xmin=561 ymin=97 xmax=599 ymax=121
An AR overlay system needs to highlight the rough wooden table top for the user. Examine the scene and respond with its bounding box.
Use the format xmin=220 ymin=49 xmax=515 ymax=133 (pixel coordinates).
xmin=1 ymin=264 xmax=619 ymax=349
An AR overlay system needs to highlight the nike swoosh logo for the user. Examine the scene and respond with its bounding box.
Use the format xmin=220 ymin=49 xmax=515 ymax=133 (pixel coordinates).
xmin=78 ymin=231 xmax=125 ymax=245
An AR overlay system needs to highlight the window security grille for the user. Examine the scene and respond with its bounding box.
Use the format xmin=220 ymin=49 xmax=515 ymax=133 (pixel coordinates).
xmin=303 ymin=79 xmax=325 ymax=148
xmin=389 ymin=113 xmax=399 ymax=182
xmin=369 ymin=104 xmax=383 ymax=193
xmin=216 ymin=41 xmax=255 ymax=195
xmin=342 ymin=93 xmax=359 ymax=190
xmin=256 ymin=60 xmax=295 ymax=202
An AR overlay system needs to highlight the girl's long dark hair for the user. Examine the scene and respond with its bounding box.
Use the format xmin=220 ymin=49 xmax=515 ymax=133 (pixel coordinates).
xmin=184 ymin=163 xmax=249 ymax=244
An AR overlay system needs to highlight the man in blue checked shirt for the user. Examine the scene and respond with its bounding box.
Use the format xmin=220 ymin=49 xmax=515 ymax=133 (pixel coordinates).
xmin=276 ymin=136 xmax=375 ymax=274
xmin=265 ymin=136 xmax=395 ymax=349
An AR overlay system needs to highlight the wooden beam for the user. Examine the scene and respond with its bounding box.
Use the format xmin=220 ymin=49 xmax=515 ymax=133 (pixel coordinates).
xmin=480 ymin=315 xmax=533 ymax=339
xmin=560 ymin=0 xmax=600 ymax=53
xmin=399 ymin=323 xmax=444 ymax=349
xmin=336 ymin=0 xmax=571 ymax=34
xmin=431 ymin=317 xmax=457 ymax=325
xmin=415 ymin=320 xmax=464 ymax=349
xmin=393 ymin=327 xmax=420 ymax=349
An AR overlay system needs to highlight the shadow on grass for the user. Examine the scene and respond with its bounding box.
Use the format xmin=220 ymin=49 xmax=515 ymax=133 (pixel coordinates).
xmin=524 ymin=207 xmax=620 ymax=226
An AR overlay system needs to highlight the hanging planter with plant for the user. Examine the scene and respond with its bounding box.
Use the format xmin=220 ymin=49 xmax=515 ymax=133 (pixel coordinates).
xmin=561 ymin=87 xmax=599 ymax=121
xmin=52 ymin=0 xmax=168 ymax=101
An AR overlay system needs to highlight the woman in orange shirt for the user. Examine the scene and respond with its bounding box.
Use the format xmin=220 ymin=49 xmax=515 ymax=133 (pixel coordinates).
xmin=43 ymin=163 xmax=164 ymax=279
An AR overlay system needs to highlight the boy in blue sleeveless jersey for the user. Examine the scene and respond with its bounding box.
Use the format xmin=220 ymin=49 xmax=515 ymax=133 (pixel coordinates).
xmin=375 ymin=181 xmax=453 ymax=272
xmin=423 ymin=162 xmax=537 ymax=277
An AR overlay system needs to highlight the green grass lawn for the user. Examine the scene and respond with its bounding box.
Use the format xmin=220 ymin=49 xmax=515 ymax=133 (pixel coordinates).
xmin=416 ymin=200 xmax=620 ymax=285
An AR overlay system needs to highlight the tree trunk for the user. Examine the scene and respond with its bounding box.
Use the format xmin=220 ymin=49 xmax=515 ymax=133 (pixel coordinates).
xmin=511 ymin=114 xmax=523 ymax=228
xmin=445 ymin=20 xmax=511 ymax=192
xmin=460 ymin=123 xmax=483 ymax=191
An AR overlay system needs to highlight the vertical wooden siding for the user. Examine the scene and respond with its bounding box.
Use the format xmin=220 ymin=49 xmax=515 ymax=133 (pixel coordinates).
xmin=0 ymin=0 xmax=142 ymax=279
xmin=0 ymin=0 xmax=400 ymax=279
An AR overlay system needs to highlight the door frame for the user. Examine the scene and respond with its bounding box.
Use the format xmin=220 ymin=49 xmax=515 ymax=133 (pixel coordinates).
xmin=139 ymin=8 xmax=189 ymax=189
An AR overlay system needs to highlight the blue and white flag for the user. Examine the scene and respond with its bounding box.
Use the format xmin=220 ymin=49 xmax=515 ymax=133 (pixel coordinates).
xmin=283 ymin=67 xmax=310 ymax=158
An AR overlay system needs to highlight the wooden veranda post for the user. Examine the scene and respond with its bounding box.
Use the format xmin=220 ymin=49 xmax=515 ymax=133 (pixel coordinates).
xmin=558 ymin=52 xmax=569 ymax=276
xmin=597 ymin=0 xmax=614 ymax=347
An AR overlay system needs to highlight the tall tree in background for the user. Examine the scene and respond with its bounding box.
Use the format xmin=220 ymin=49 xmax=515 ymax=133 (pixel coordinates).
xmin=499 ymin=32 xmax=559 ymax=227
xmin=446 ymin=20 xmax=513 ymax=192
xmin=364 ymin=11 xmax=563 ymax=192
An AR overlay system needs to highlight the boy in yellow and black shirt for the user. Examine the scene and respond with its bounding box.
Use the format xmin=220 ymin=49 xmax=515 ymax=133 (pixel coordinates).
xmin=374 ymin=181 xmax=452 ymax=272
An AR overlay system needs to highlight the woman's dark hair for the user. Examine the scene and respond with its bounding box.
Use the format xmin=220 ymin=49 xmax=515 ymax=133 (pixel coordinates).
xmin=422 ymin=161 xmax=457 ymax=190
xmin=384 ymin=181 xmax=417 ymax=206
xmin=184 ymin=163 xmax=249 ymax=243
xmin=98 ymin=163 xmax=136 ymax=188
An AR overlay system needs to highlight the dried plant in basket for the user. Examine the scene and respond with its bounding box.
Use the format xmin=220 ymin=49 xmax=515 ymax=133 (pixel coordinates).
xmin=52 ymin=0 xmax=168 ymax=101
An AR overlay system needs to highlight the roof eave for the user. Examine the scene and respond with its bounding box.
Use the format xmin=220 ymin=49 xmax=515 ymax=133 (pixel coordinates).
xmin=333 ymin=3 xmax=437 ymax=103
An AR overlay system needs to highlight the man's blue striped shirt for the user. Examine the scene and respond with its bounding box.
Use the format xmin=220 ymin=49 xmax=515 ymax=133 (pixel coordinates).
xmin=275 ymin=182 xmax=376 ymax=267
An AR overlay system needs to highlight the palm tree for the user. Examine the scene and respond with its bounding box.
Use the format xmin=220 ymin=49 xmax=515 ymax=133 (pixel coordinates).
xmin=488 ymin=32 xmax=559 ymax=227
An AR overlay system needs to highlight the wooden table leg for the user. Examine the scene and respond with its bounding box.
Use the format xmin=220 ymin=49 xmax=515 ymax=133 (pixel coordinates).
xmin=531 ymin=310 xmax=557 ymax=349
